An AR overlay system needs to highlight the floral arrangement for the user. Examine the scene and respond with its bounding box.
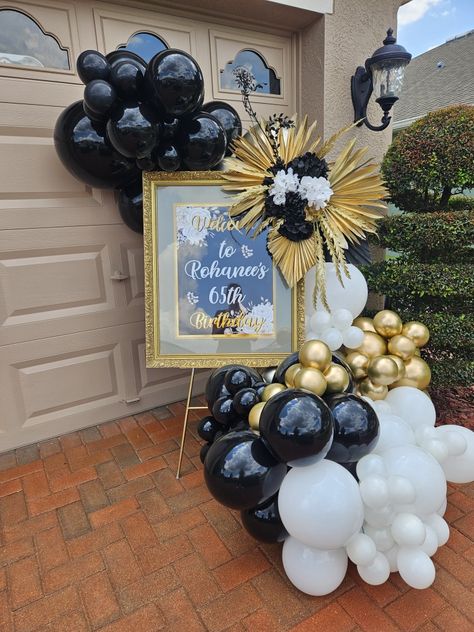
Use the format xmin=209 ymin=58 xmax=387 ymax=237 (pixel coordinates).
xmin=222 ymin=66 xmax=387 ymax=308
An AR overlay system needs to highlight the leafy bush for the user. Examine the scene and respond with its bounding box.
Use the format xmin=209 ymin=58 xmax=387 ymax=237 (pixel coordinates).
xmin=448 ymin=196 xmax=474 ymax=212
xmin=382 ymin=105 xmax=474 ymax=211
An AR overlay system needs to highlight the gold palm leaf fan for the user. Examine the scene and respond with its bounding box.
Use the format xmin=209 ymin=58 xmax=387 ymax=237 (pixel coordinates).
xmin=222 ymin=117 xmax=387 ymax=309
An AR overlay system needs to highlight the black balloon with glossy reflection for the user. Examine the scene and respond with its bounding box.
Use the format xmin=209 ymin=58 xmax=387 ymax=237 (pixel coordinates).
xmin=84 ymin=80 xmax=117 ymax=118
xmin=233 ymin=388 xmax=259 ymax=418
xmin=205 ymin=366 xmax=261 ymax=411
xmin=54 ymin=101 xmax=138 ymax=189
xmin=212 ymin=397 xmax=237 ymax=427
xmin=253 ymin=382 xmax=267 ymax=398
xmin=202 ymin=101 xmax=242 ymax=156
xmin=260 ymin=389 xmax=334 ymax=465
xmin=136 ymin=155 xmax=156 ymax=171
xmin=325 ymin=393 xmax=379 ymax=463
xmin=117 ymin=179 xmax=143 ymax=233
xmin=77 ymin=50 xmax=110 ymax=84
xmin=110 ymin=60 xmax=145 ymax=99
xmin=200 ymin=443 xmax=211 ymax=464
xmin=179 ymin=112 xmax=226 ymax=170
xmin=241 ymin=493 xmax=288 ymax=543
xmin=155 ymin=143 xmax=180 ymax=171
xmin=83 ymin=101 xmax=106 ymax=124
xmin=107 ymin=102 xmax=158 ymax=159
xmin=224 ymin=368 xmax=253 ymax=395
xmin=159 ymin=117 xmax=180 ymax=140
xmin=204 ymin=431 xmax=287 ymax=510
xmin=197 ymin=416 xmax=222 ymax=443
xmin=146 ymin=49 xmax=204 ymax=116
xmin=272 ymin=352 xmax=300 ymax=385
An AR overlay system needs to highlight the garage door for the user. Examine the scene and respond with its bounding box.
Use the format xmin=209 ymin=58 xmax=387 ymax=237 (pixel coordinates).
xmin=0 ymin=0 xmax=297 ymax=450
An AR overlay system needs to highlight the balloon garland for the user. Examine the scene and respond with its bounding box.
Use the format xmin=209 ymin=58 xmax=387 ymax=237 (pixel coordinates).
xmin=54 ymin=47 xmax=242 ymax=233
xmin=199 ymin=267 xmax=474 ymax=596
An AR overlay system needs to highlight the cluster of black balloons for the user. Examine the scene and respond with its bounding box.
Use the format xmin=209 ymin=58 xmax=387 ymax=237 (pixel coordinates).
xmin=199 ymin=356 xmax=380 ymax=544
xmin=54 ymin=47 xmax=242 ymax=233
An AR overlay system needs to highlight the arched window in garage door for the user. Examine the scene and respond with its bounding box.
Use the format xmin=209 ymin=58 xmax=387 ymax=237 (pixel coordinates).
xmin=0 ymin=8 xmax=69 ymax=69
xmin=220 ymin=49 xmax=281 ymax=94
xmin=117 ymin=31 xmax=168 ymax=63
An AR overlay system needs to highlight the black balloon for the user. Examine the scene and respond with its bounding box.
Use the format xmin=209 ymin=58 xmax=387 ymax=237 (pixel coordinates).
xmin=146 ymin=49 xmax=204 ymax=116
xmin=224 ymin=368 xmax=253 ymax=395
xmin=117 ymin=179 xmax=143 ymax=233
xmin=241 ymin=493 xmax=288 ymax=543
xmin=200 ymin=443 xmax=211 ymax=464
xmin=136 ymin=155 xmax=156 ymax=171
xmin=205 ymin=365 xmax=261 ymax=411
xmin=155 ymin=143 xmax=181 ymax=171
xmin=77 ymin=50 xmax=110 ymax=84
xmin=253 ymin=382 xmax=267 ymax=398
xmin=197 ymin=415 xmax=222 ymax=443
xmin=110 ymin=60 xmax=145 ymax=99
xmin=159 ymin=117 xmax=180 ymax=140
xmin=325 ymin=393 xmax=379 ymax=463
xmin=82 ymin=101 xmax=106 ymax=123
xmin=259 ymin=389 xmax=334 ymax=465
xmin=107 ymin=102 xmax=158 ymax=159
xmin=212 ymin=397 xmax=238 ymax=427
xmin=54 ymin=101 xmax=138 ymax=189
xmin=204 ymin=431 xmax=287 ymax=510
xmin=84 ymin=80 xmax=117 ymax=118
xmin=202 ymin=101 xmax=242 ymax=156
xmin=272 ymin=352 xmax=300 ymax=385
xmin=106 ymin=49 xmax=146 ymax=68
xmin=179 ymin=112 xmax=226 ymax=170
xmin=233 ymin=388 xmax=259 ymax=418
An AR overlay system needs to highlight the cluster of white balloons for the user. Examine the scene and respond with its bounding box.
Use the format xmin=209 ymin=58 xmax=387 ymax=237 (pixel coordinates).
xmin=305 ymin=263 xmax=368 ymax=351
xmin=278 ymin=385 xmax=474 ymax=595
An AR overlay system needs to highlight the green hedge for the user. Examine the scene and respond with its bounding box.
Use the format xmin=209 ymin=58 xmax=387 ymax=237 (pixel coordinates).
xmin=371 ymin=210 xmax=474 ymax=263
xmin=427 ymin=355 xmax=474 ymax=387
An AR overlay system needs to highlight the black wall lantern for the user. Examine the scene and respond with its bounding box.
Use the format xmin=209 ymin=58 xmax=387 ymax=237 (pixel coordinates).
xmin=351 ymin=28 xmax=412 ymax=132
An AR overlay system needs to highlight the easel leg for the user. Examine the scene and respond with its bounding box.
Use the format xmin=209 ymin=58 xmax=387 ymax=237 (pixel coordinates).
xmin=176 ymin=368 xmax=195 ymax=479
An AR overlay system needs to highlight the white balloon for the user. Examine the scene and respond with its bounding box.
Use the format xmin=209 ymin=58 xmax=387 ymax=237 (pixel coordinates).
xmin=332 ymin=308 xmax=353 ymax=330
xmin=320 ymin=327 xmax=344 ymax=351
xmin=357 ymin=552 xmax=390 ymax=585
xmin=391 ymin=513 xmax=426 ymax=547
xmin=309 ymin=310 xmax=332 ymax=333
xmin=423 ymin=438 xmax=449 ymax=463
xmin=385 ymin=544 xmax=399 ymax=572
xmin=364 ymin=505 xmax=396 ymax=529
xmin=373 ymin=415 xmax=416 ymax=454
xmin=420 ymin=525 xmax=438 ymax=557
xmin=342 ymin=326 xmax=365 ymax=349
xmin=356 ymin=454 xmax=387 ymax=480
xmin=436 ymin=427 xmax=467 ymax=457
xmin=424 ymin=513 xmax=450 ymax=546
xmin=381 ymin=445 xmax=447 ymax=516
xmin=282 ymin=537 xmax=348 ymax=596
xmin=387 ymin=476 xmax=416 ymax=505
xmin=278 ymin=460 xmax=364 ymax=549
xmin=414 ymin=426 xmax=437 ymax=445
xmin=385 ymin=387 xmax=436 ymax=428
xmin=346 ymin=533 xmax=377 ymax=566
xmin=436 ymin=498 xmax=447 ymax=516
xmin=363 ymin=524 xmax=395 ymax=552
xmin=360 ymin=475 xmax=390 ymax=509
xmin=397 ymin=548 xmax=436 ymax=589
xmin=436 ymin=426 xmax=474 ymax=483
xmin=307 ymin=263 xmax=368 ymax=318
xmin=371 ymin=400 xmax=393 ymax=415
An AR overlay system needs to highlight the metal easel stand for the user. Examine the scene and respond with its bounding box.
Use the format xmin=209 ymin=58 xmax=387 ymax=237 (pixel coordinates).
xmin=176 ymin=368 xmax=208 ymax=479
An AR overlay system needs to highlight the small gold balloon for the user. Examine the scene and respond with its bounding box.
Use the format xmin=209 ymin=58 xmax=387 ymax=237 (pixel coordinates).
xmin=353 ymin=316 xmax=376 ymax=332
xmin=367 ymin=355 xmax=399 ymax=386
xmin=392 ymin=356 xmax=432 ymax=390
xmin=414 ymin=348 xmax=421 ymax=357
xmin=298 ymin=340 xmax=331 ymax=371
xmin=373 ymin=310 xmax=403 ymax=338
xmin=359 ymin=377 xmax=388 ymax=401
xmin=261 ymin=383 xmax=286 ymax=401
xmin=294 ymin=367 xmax=327 ymax=396
xmin=248 ymin=402 xmax=265 ymax=431
xmin=357 ymin=331 xmax=387 ymax=358
xmin=323 ymin=363 xmax=350 ymax=393
xmin=402 ymin=321 xmax=430 ymax=348
xmin=346 ymin=351 xmax=370 ymax=379
xmin=386 ymin=354 xmax=406 ymax=379
xmin=284 ymin=363 xmax=302 ymax=387
xmin=387 ymin=334 xmax=416 ymax=362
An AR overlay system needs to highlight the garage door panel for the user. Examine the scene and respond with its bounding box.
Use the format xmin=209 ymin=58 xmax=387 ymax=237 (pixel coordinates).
xmin=119 ymin=243 xmax=144 ymax=308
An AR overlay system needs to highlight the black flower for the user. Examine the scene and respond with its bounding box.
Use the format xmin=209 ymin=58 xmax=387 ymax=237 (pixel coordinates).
xmin=287 ymin=152 xmax=329 ymax=179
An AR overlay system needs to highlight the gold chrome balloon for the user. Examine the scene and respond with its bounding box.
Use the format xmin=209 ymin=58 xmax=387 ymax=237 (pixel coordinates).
xmin=387 ymin=354 xmax=406 ymax=380
xmin=294 ymin=367 xmax=327 ymax=396
xmin=367 ymin=355 xmax=399 ymax=386
xmin=387 ymin=334 xmax=416 ymax=362
xmin=414 ymin=348 xmax=421 ymax=357
xmin=261 ymin=366 xmax=277 ymax=383
xmin=284 ymin=363 xmax=302 ymax=387
xmin=392 ymin=356 xmax=431 ymax=390
xmin=346 ymin=351 xmax=370 ymax=379
xmin=249 ymin=402 xmax=265 ymax=431
xmin=298 ymin=340 xmax=331 ymax=371
xmin=402 ymin=321 xmax=430 ymax=348
xmin=324 ymin=363 xmax=350 ymax=393
xmin=261 ymin=383 xmax=286 ymax=401
xmin=353 ymin=316 xmax=376 ymax=332
xmin=357 ymin=331 xmax=387 ymax=358
xmin=359 ymin=377 xmax=388 ymax=401
xmin=373 ymin=310 xmax=403 ymax=338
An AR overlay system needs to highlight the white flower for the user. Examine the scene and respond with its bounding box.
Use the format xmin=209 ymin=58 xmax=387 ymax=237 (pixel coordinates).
xmin=177 ymin=205 xmax=212 ymax=246
xmin=186 ymin=291 xmax=199 ymax=305
xmin=269 ymin=167 xmax=300 ymax=206
xmin=237 ymin=300 xmax=274 ymax=335
xmin=299 ymin=175 xmax=333 ymax=210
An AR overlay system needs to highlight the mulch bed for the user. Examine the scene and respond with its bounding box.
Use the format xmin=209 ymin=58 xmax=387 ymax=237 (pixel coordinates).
xmin=431 ymin=385 xmax=474 ymax=429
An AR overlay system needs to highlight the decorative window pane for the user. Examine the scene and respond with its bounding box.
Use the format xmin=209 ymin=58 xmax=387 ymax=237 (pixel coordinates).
xmin=0 ymin=9 xmax=69 ymax=69
xmin=117 ymin=32 xmax=168 ymax=63
xmin=220 ymin=49 xmax=281 ymax=95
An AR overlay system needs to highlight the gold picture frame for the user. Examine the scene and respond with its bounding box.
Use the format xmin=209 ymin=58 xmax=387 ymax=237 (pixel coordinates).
xmin=143 ymin=170 xmax=305 ymax=368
